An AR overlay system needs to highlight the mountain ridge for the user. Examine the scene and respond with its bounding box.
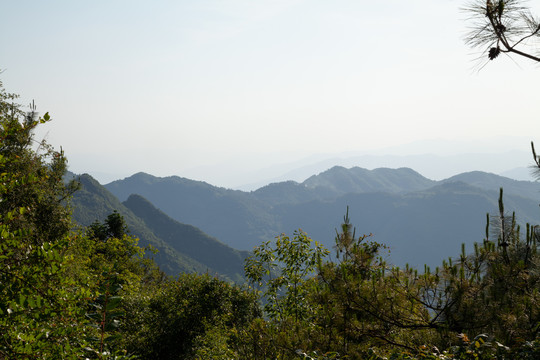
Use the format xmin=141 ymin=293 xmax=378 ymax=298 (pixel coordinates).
xmin=71 ymin=174 xmax=248 ymax=281
xmin=103 ymin=166 xmax=540 ymax=268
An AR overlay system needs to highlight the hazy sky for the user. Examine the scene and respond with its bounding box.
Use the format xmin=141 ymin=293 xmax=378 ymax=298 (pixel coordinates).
xmin=2 ymin=1 xmax=539 ymax=187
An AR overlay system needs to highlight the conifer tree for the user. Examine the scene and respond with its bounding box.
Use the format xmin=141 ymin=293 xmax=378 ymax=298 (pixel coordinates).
xmin=464 ymin=0 xmax=540 ymax=63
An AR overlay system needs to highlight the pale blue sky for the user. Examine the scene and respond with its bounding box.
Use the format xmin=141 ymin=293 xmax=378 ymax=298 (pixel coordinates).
xmin=2 ymin=1 xmax=539 ymax=187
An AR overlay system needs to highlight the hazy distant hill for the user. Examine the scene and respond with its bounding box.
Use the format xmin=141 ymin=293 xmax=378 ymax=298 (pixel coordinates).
xmin=71 ymin=174 xmax=248 ymax=281
xmin=443 ymin=171 xmax=539 ymax=199
xmin=104 ymin=168 xmax=540 ymax=268
xmin=251 ymin=167 xmax=435 ymax=206
xmin=228 ymin=148 xmax=531 ymax=190
xmin=499 ymin=167 xmax=535 ymax=181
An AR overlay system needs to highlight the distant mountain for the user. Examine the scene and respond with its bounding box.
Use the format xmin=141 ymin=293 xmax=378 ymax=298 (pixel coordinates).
xmin=250 ymin=167 xmax=435 ymax=205
xmin=104 ymin=168 xmax=540 ymax=269
xmin=499 ymin=167 xmax=535 ymax=181
xmin=443 ymin=171 xmax=540 ymax=199
xmin=303 ymin=166 xmax=435 ymax=195
xmin=70 ymin=174 xmax=247 ymax=281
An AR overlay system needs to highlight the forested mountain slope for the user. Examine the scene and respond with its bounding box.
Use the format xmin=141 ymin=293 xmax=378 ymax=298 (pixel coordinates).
xmin=71 ymin=174 xmax=247 ymax=281
xmin=105 ymin=172 xmax=280 ymax=250
xmin=123 ymin=194 xmax=249 ymax=282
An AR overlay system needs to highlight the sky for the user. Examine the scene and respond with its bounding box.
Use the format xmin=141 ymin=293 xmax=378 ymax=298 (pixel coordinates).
xmin=1 ymin=0 xmax=540 ymax=188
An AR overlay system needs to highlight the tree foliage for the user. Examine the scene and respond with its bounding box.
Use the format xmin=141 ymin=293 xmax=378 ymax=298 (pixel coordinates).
xmin=464 ymin=0 xmax=540 ymax=63
xmin=119 ymin=273 xmax=260 ymax=360
xmin=0 ymin=79 xmax=88 ymax=358
xmin=244 ymin=230 xmax=329 ymax=358
xmin=243 ymin=203 xmax=540 ymax=359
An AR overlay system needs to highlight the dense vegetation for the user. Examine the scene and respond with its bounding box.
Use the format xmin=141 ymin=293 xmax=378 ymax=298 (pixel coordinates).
xmin=1 ymin=79 xmax=539 ymax=359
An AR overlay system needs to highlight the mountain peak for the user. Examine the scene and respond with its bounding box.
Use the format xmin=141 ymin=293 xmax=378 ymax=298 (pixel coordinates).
xmin=302 ymin=166 xmax=435 ymax=195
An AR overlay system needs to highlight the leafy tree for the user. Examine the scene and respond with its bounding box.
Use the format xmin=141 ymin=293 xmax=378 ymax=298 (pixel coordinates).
xmin=245 ymin=230 xmax=328 ymax=326
xmin=464 ymin=0 xmax=540 ymax=63
xmin=74 ymin=211 xmax=161 ymax=359
xmin=119 ymin=273 xmax=260 ymax=360
xmin=244 ymin=230 xmax=329 ymax=357
xmin=83 ymin=211 xmax=159 ymax=291
xmin=0 ymin=78 xmax=152 ymax=359
xmin=0 ymin=79 xmax=88 ymax=358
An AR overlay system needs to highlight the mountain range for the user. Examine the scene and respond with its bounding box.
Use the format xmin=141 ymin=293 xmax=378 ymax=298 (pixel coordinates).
xmin=94 ymin=166 xmax=540 ymax=270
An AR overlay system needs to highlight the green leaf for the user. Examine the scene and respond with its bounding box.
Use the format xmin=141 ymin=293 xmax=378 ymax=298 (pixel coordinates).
xmin=105 ymin=296 xmax=122 ymax=311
